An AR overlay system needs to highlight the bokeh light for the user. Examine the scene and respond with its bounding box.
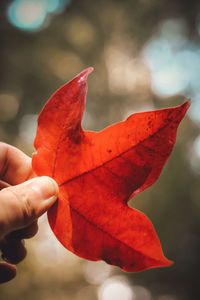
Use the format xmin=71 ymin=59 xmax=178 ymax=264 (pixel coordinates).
xmin=0 ymin=93 xmax=19 ymax=121
xmin=151 ymin=63 xmax=188 ymax=97
xmin=30 ymin=215 xmax=80 ymax=269
xmin=7 ymin=0 xmax=71 ymax=31
xmin=8 ymin=0 xmax=47 ymax=31
xmin=19 ymin=114 xmax=38 ymax=144
xmin=188 ymin=134 xmax=200 ymax=174
xmin=44 ymin=0 xmax=61 ymax=13
xmin=64 ymin=16 xmax=95 ymax=48
xmin=105 ymin=43 xmax=150 ymax=95
xmin=98 ymin=276 xmax=134 ymax=300
xmin=188 ymin=93 xmax=200 ymax=124
xmin=132 ymin=285 xmax=151 ymax=300
xmin=143 ymin=18 xmax=200 ymax=102
xmin=43 ymin=50 xmax=84 ymax=80
xmin=194 ymin=135 xmax=200 ymax=159
xmin=82 ymin=261 xmax=111 ymax=285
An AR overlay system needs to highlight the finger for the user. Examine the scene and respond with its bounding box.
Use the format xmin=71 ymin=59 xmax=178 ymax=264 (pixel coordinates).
xmin=0 ymin=142 xmax=34 ymax=186
xmin=0 ymin=262 xmax=16 ymax=284
xmin=0 ymin=180 xmax=10 ymax=191
xmin=0 ymin=176 xmax=58 ymax=238
xmin=0 ymin=238 xmax=26 ymax=264
xmin=8 ymin=221 xmax=39 ymax=239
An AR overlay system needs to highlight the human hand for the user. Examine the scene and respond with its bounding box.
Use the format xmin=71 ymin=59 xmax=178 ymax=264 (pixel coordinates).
xmin=0 ymin=142 xmax=58 ymax=283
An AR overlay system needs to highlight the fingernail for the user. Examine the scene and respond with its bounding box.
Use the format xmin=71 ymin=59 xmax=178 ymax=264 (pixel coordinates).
xmin=28 ymin=176 xmax=59 ymax=202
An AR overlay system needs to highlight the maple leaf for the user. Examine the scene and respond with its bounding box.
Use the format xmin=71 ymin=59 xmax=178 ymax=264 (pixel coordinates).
xmin=32 ymin=68 xmax=189 ymax=272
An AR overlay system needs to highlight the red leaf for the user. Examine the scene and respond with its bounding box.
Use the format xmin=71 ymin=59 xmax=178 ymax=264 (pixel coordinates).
xmin=32 ymin=68 xmax=189 ymax=272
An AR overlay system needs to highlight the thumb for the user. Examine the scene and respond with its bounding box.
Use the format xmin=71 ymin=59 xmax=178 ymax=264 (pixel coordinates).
xmin=0 ymin=176 xmax=58 ymax=238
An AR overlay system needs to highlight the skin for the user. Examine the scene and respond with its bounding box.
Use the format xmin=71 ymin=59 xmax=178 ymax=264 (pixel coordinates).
xmin=0 ymin=142 xmax=59 ymax=283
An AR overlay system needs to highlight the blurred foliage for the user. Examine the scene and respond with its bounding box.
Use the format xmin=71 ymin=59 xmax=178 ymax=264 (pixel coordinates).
xmin=0 ymin=0 xmax=200 ymax=299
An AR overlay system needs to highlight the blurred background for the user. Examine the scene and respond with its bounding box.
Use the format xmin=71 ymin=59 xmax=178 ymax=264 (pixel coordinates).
xmin=0 ymin=0 xmax=200 ymax=299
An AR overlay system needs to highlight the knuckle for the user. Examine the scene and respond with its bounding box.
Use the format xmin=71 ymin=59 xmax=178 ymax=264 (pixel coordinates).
xmin=22 ymin=194 xmax=36 ymax=223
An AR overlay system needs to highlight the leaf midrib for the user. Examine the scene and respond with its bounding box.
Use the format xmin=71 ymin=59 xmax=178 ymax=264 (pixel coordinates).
xmin=69 ymin=203 xmax=166 ymax=266
xmin=60 ymin=118 xmax=176 ymax=187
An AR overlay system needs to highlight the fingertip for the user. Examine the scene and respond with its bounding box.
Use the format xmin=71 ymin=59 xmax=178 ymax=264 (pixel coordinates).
xmin=44 ymin=176 xmax=59 ymax=196
xmin=28 ymin=176 xmax=59 ymax=202
xmin=1 ymin=238 xmax=27 ymax=265
xmin=0 ymin=262 xmax=16 ymax=283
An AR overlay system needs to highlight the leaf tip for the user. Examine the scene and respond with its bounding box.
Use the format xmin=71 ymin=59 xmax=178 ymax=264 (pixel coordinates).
xmin=161 ymin=257 xmax=174 ymax=268
xmin=143 ymin=256 xmax=174 ymax=272
xmin=186 ymin=98 xmax=191 ymax=107
xmin=77 ymin=67 xmax=94 ymax=84
xmin=179 ymin=99 xmax=191 ymax=119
